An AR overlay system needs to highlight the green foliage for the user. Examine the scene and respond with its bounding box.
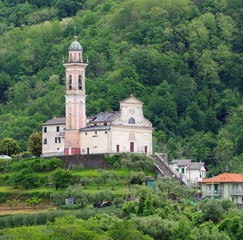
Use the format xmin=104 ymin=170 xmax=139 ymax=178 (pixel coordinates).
xmin=199 ymin=199 xmax=224 ymax=223
xmin=9 ymin=167 xmax=44 ymax=188
xmin=122 ymin=201 xmax=137 ymax=216
xmin=28 ymin=131 xmax=42 ymax=156
xmin=51 ymin=167 xmax=73 ymax=190
xmin=108 ymin=220 xmax=153 ymax=240
xmin=10 ymin=157 xmax=63 ymax=172
xmin=0 ymin=137 xmax=20 ymax=156
xmin=218 ymin=215 xmax=243 ymax=240
xmin=6 ymin=199 xmax=19 ymax=211
xmin=26 ymin=197 xmax=42 ymax=210
xmin=0 ymin=0 xmax=242 ymax=172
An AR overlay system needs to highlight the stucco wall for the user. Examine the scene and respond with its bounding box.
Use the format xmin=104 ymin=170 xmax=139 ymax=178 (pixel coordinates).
xmin=42 ymin=124 xmax=65 ymax=156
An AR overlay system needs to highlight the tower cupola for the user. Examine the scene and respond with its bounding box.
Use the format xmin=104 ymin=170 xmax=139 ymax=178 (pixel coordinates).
xmin=68 ymin=36 xmax=83 ymax=63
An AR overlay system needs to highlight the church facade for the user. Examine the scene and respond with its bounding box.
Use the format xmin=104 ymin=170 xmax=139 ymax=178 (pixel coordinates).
xmin=42 ymin=38 xmax=153 ymax=157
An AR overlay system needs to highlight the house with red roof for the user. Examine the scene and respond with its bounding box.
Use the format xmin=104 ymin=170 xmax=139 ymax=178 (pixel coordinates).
xmin=200 ymin=173 xmax=243 ymax=208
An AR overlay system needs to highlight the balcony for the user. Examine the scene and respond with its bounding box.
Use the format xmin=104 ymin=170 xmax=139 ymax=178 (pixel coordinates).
xmin=230 ymin=190 xmax=243 ymax=196
xmin=202 ymin=190 xmax=222 ymax=199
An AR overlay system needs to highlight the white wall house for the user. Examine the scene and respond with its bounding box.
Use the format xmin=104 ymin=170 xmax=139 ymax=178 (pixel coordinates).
xmin=171 ymin=159 xmax=206 ymax=185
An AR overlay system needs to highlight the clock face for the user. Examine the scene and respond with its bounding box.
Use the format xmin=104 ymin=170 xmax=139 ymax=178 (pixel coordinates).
xmin=129 ymin=108 xmax=135 ymax=115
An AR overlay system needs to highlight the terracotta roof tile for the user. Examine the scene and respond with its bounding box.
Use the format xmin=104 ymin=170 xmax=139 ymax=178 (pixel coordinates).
xmin=200 ymin=173 xmax=243 ymax=183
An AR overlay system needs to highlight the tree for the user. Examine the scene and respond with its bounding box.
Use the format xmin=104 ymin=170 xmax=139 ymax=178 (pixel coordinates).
xmin=10 ymin=167 xmax=42 ymax=189
xmin=26 ymin=197 xmax=42 ymax=211
xmin=199 ymin=199 xmax=224 ymax=223
xmin=51 ymin=168 xmax=72 ymax=190
xmin=28 ymin=131 xmax=42 ymax=156
xmin=0 ymin=137 xmax=20 ymax=156
xmin=66 ymin=185 xmax=88 ymax=208
xmin=6 ymin=199 xmax=19 ymax=211
xmin=108 ymin=220 xmax=153 ymax=240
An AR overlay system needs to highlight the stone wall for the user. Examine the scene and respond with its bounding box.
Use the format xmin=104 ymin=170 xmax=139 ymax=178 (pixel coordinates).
xmin=56 ymin=154 xmax=112 ymax=169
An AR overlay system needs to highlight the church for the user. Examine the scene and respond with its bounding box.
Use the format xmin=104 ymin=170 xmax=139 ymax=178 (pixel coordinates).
xmin=42 ymin=37 xmax=153 ymax=157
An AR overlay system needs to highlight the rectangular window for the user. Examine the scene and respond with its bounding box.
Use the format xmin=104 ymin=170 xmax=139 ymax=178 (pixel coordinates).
xmin=44 ymin=127 xmax=47 ymax=133
xmin=56 ymin=126 xmax=60 ymax=132
xmin=116 ymin=145 xmax=120 ymax=152
xmin=181 ymin=168 xmax=185 ymax=174
xmin=55 ymin=137 xmax=61 ymax=143
xmin=44 ymin=139 xmax=47 ymax=144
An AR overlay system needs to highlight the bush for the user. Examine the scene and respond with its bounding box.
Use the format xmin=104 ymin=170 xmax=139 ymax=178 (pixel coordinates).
xmin=0 ymin=192 xmax=11 ymax=203
xmin=199 ymin=199 xmax=224 ymax=223
xmin=105 ymin=154 xmax=122 ymax=167
xmin=34 ymin=212 xmax=48 ymax=225
xmin=59 ymin=204 xmax=83 ymax=210
xmin=130 ymin=172 xmax=145 ymax=185
xmin=71 ymin=164 xmax=85 ymax=171
xmin=10 ymin=157 xmax=63 ymax=173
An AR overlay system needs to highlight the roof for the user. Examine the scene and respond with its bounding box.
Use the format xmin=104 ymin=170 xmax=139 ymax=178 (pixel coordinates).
xmin=69 ymin=36 xmax=83 ymax=51
xmin=120 ymin=94 xmax=143 ymax=105
xmin=171 ymin=159 xmax=191 ymax=166
xmin=89 ymin=112 xmax=119 ymax=123
xmin=80 ymin=126 xmax=110 ymax=132
xmin=200 ymin=173 xmax=243 ymax=183
xmin=42 ymin=117 xmax=66 ymax=126
xmin=187 ymin=162 xmax=205 ymax=170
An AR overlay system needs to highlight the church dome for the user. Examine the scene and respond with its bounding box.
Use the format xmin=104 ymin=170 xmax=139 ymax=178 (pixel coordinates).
xmin=69 ymin=37 xmax=83 ymax=51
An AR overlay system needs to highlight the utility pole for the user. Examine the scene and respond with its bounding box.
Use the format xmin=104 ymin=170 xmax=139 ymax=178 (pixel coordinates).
xmin=211 ymin=175 xmax=214 ymax=199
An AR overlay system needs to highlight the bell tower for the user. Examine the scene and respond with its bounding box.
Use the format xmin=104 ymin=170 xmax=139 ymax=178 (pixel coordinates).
xmin=63 ymin=37 xmax=88 ymax=155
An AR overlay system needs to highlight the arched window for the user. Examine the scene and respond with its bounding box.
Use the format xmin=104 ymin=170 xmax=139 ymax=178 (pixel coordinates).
xmin=69 ymin=53 xmax=72 ymax=62
xmin=79 ymin=53 xmax=81 ymax=62
xmin=128 ymin=118 xmax=135 ymax=124
xmin=78 ymin=75 xmax=82 ymax=90
xmin=69 ymin=75 xmax=72 ymax=90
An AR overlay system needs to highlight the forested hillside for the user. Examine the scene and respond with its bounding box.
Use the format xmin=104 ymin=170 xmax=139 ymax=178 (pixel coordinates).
xmin=0 ymin=0 xmax=242 ymax=174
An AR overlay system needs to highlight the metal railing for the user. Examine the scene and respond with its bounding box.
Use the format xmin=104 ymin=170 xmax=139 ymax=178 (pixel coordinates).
xmin=154 ymin=152 xmax=190 ymax=188
xmin=230 ymin=190 xmax=243 ymax=195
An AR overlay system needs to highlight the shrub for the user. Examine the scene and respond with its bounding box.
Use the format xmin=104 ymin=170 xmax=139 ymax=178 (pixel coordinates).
xmin=199 ymin=199 xmax=224 ymax=223
xmin=105 ymin=154 xmax=122 ymax=167
xmin=0 ymin=192 xmax=11 ymax=203
xmin=34 ymin=212 xmax=48 ymax=225
xmin=130 ymin=172 xmax=145 ymax=185
xmin=72 ymin=164 xmax=85 ymax=171
xmin=59 ymin=204 xmax=83 ymax=210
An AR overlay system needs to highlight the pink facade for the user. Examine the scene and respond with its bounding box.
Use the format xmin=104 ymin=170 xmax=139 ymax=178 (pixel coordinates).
xmin=63 ymin=37 xmax=88 ymax=155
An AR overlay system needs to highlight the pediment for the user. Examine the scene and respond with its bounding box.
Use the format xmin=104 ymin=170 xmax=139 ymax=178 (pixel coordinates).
xmin=119 ymin=95 xmax=143 ymax=105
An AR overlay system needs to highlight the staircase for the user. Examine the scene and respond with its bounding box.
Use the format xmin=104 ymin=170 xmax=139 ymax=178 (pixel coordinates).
xmin=153 ymin=152 xmax=190 ymax=188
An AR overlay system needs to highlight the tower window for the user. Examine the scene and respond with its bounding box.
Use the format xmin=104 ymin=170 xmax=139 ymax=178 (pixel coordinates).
xmin=43 ymin=127 xmax=47 ymax=133
xmin=78 ymin=75 xmax=82 ymax=90
xmin=69 ymin=75 xmax=72 ymax=90
xmin=56 ymin=126 xmax=59 ymax=132
xmin=128 ymin=118 xmax=135 ymax=124
xmin=43 ymin=139 xmax=47 ymax=144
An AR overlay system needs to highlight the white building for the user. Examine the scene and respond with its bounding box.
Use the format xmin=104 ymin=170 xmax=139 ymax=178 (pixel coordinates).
xmin=42 ymin=37 xmax=153 ymax=156
xmin=171 ymin=159 xmax=206 ymax=185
